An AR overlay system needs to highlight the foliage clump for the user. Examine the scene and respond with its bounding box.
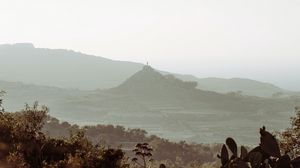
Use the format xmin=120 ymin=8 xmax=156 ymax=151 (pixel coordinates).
xmin=279 ymin=106 xmax=300 ymax=158
xmin=0 ymin=98 xmax=128 ymax=168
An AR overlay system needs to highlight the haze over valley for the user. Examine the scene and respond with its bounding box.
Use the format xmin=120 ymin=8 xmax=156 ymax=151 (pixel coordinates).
xmin=2 ymin=1 xmax=300 ymax=167
xmin=1 ymin=43 xmax=299 ymax=145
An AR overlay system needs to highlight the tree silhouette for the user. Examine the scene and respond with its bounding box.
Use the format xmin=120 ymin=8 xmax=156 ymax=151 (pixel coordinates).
xmin=132 ymin=143 xmax=154 ymax=168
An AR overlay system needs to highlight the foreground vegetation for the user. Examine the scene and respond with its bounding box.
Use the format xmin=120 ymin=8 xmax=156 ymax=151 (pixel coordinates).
xmin=0 ymin=102 xmax=128 ymax=167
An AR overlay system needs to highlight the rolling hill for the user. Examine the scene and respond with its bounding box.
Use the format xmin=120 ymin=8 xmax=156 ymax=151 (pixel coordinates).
xmin=1 ymin=66 xmax=295 ymax=144
xmin=0 ymin=43 xmax=143 ymax=90
xmin=0 ymin=43 xmax=299 ymax=98
xmin=56 ymin=67 xmax=300 ymax=144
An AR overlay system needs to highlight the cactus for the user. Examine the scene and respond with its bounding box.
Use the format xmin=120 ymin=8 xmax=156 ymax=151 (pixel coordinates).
xmin=218 ymin=138 xmax=249 ymax=168
xmin=218 ymin=126 xmax=300 ymax=168
xmin=226 ymin=138 xmax=238 ymax=157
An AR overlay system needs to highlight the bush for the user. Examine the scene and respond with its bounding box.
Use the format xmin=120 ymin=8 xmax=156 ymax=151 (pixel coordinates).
xmin=0 ymin=101 xmax=128 ymax=168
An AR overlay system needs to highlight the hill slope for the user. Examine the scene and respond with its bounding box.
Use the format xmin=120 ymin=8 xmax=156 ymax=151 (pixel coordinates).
xmin=57 ymin=67 xmax=300 ymax=144
xmin=0 ymin=43 xmax=143 ymax=90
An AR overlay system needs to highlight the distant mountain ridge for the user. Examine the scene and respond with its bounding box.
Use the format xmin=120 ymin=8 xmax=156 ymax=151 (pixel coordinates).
xmin=0 ymin=43 xmax=298 ymax=98
xmin=173 ymin=74 xmax=298 ymax=97
xmin=0 ymin=43 xmax=143 ymax=90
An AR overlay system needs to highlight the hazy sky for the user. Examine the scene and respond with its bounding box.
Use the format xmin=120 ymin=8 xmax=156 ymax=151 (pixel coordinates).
xmin=1 ymin=0 xmax=300 ymax=90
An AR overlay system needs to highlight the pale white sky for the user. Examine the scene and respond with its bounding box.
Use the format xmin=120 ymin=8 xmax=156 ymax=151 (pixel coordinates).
xmin=1 ymin=0 xmax=300 ymax=90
